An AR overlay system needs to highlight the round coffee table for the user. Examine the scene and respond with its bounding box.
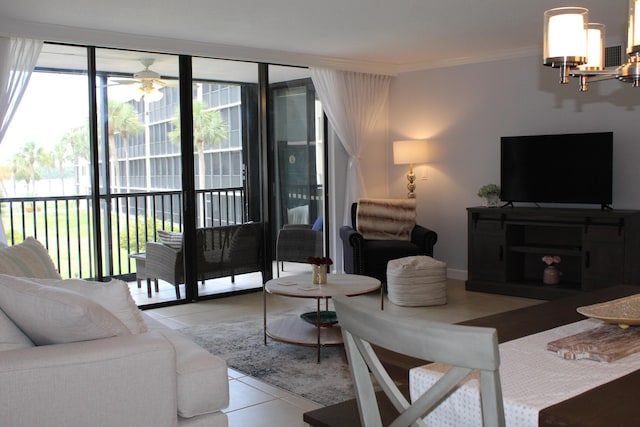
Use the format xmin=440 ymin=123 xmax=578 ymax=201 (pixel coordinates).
xmin=263 ymin=273 xmax=381 ymax=362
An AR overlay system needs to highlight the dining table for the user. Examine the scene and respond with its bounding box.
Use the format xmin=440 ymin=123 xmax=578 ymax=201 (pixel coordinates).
xmin=304 ymin=285 xmax=640 ymax=427
xmin=415 ymin=285 xmax=640 ymax=426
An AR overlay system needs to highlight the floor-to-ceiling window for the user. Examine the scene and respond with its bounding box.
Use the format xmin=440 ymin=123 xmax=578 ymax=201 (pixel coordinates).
xmin=0 ymin=43 xmax=327 ymax=307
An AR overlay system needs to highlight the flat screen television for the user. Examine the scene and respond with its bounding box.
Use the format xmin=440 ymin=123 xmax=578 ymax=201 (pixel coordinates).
xmin=500 ymin=132 xmax=613 ymax=206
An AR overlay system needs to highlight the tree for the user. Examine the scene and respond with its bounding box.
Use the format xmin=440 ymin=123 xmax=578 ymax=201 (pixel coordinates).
xmin=11 ymin=152 xmax=32 ymax=195
xmin=107 ymin=99 xmax=143 ymax=191
xmin=62 ymin=124 xmax=90 ymax=194
xmin=39 ymin=151 xmax=55 ymax=194
xmin=15 ymin=141 xmax=45 ymax=194
xmin=169 ymin=100 xmax=229 ymax=189
xmin=52 ymin=141 xmax=70 ymax=195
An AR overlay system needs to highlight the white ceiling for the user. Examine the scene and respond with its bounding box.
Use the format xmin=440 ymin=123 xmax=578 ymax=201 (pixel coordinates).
xmin=0 ymin=0 xmax=632 ymax=74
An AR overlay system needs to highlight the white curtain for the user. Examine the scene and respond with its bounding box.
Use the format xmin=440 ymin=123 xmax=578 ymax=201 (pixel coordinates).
xmin=0 ymin=37 xmax=43 ymax=245
xmin=310 ymin=68 xmax=391 ymax=223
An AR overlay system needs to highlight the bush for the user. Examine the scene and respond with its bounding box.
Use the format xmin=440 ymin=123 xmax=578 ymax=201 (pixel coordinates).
xmin=118 ymin=216 xmax=180 ymax=253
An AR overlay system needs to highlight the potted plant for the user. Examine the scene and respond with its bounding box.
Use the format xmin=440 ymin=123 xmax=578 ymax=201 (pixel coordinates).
xmin=477 ymin=184 xmax=501 ymax=207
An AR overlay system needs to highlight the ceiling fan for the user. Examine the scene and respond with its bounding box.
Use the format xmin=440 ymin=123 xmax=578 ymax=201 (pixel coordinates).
xmin=108 ymin=58 xmax=176 ymax=101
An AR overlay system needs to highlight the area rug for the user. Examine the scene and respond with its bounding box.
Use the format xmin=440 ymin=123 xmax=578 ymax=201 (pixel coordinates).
xmin=179 ymin=313 xmax=355 ymax=406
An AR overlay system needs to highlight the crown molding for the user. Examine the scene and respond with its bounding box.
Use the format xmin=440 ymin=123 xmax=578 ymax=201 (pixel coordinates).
xmin=0 ymin=17 xmax=400 ymax=75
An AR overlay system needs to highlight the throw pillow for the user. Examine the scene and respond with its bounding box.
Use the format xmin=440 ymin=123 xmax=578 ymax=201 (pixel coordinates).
xmin=0 ymin=237 xmax=62 ymax=279
xmin=0 ymin=308 xmax=34 ymax=351
xmin=312 ymin=215 xmax=324 ymax=231
xmin=0 ymin=275 xmax=130 ymax=345
xmin=356 ymin=198 xmax=416 ymax=241
xmin=26 ymin=277 xmax=148 ymax=334
xmin=157 ymin=230 xmax=183 ymax=250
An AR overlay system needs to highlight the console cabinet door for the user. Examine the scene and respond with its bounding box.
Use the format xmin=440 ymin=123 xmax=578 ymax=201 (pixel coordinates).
xmin=582 ymin=225 xmax=626 ymax=290
xmin=468 ymin=220 xmax=506 ymax=282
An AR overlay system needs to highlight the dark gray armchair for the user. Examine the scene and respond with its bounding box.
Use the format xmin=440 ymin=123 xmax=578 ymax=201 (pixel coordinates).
xmin=275 ymin=223 xmax=323 ymax=277
xmin=340 ymin=203 xmax=437 ymax=283
xmin=146 ymin=223 xmax=264 ymax=298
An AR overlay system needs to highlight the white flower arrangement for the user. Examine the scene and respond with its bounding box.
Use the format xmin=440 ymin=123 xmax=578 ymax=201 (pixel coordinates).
xmin=477 ymin=184 xmax=501 ymax=198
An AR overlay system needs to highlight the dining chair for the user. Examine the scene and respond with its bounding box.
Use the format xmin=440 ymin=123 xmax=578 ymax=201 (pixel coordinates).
xmin=333 ymin=295 xmax=505 ymax=427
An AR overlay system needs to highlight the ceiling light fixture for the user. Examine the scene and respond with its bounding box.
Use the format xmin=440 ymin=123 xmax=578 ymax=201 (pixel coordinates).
xmin=544 ymin=0 xmax=640 ymax=91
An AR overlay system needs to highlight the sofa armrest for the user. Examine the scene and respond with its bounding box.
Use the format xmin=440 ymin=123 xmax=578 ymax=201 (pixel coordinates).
xmin=0 ymin=332 xmax=178 ymax=427
xmin=339 ymin=225 xmax=365 ymax=274
xmin=411 ymin=225 xmax=438 ymax=256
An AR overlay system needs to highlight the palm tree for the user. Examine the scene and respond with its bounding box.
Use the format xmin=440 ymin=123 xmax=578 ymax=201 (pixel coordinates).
xmin=16 ymin=141 xmax=45 ymax=194
xmin=39 ymin=151 xmax=55 ymax=194
xmin=63 ymin=124 xmax=90 ymax=194
xmin=107 ymin=99 xmax=143 ymax=191
xmin=52 ymin=141 xmax=70 ymax=195
xmin=169 ymin=100 xmax=229 ymax=189
xmin=11 ymin=152 xmax=33 ymax=195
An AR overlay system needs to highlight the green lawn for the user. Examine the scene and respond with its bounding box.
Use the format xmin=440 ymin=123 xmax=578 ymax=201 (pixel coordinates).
xmin=2 ymin=200 xmax=155 ymax=279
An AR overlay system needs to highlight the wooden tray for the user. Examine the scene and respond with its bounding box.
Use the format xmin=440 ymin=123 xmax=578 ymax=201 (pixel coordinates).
xmin=577 ymin=294 xmax=640 ymax=328
xmin=547 ymin=323 xmax=640 ymax=362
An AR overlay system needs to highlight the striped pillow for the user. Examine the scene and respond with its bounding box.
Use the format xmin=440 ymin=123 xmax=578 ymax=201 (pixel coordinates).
xmin=0 ymin=237 xmax=61 ymax=279
xmin=157 ymin=230 xmax=183 ymax=250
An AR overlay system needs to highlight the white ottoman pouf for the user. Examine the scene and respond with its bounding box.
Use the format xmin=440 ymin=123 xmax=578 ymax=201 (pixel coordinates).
xmin=386 ymin=256 xmax=447 ymax=307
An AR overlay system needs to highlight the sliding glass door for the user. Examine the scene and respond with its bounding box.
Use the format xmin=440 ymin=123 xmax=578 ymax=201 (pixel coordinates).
xmin=268 ymin=66 xmax=326 ymax=261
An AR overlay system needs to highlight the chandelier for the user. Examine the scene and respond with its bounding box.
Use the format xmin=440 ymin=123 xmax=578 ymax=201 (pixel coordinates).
xmin=544 ymin=0 xmax=640 ymax=91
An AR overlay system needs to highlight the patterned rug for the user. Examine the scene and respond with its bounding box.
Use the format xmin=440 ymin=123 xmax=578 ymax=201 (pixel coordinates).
xmin=179 ymin=313 xmax=355 ymax=406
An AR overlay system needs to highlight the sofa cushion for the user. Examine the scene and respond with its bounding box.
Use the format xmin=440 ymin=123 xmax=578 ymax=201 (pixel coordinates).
xmin=0 ymin=275 xmax=130 ymax=345
xmin=157 ymin=230 xmax=183 ymax=249
xmin=0 ymin=237 xmax=62 ymax=279
xmin=28 ymin=277 xmax=148 ymax=334
xmin=0 ymin=307 xmax=34 ymax=351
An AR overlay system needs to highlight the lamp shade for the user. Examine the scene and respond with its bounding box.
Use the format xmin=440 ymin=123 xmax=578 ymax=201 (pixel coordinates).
xmin=628 ymin=0 xmax=640 ymax=54
xmin=543 ymin=7 xmax=588 ymax=65
xmin=581 ymin=23 xmax=605 ymax=70
xmin=393 ymin=140 xmax=429 ymax=165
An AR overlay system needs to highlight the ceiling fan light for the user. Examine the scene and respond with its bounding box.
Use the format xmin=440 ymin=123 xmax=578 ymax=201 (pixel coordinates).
xmin=543 ymin=7 xmax=589 ymax=67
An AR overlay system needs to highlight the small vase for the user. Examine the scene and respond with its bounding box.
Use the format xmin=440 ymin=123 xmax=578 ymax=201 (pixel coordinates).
xmin=312 ymin=264 xmax=327 ymax=285
xmin=485 ymin=194 xmax=500 ymax=208
xmin=543 ymin=265 xmax=560 ymax=285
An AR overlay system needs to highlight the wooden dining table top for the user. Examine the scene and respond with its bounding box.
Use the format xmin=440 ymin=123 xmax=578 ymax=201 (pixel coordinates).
xmin=458 ymin=285 xmax=640 ymax=427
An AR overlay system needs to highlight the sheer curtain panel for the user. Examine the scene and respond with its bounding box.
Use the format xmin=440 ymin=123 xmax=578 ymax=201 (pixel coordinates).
xmin=0 ymin=36 xmax=43 ymax=244
xmin=310 ymin=68 xmax=391 ymax=223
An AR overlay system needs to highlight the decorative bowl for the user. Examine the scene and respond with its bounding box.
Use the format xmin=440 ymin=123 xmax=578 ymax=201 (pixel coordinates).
xmin=577 ymin=294 xmax=640 ymax=329
xmin=300 ymin=310 xmax=338 ymax=328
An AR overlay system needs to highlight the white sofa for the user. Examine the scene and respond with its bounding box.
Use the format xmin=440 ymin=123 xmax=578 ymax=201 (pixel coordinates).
xmin=0 ymin=238 xmax=229 ymax=427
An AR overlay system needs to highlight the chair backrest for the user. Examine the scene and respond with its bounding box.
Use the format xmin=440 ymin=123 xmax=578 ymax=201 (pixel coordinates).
xmin=333 ymin=295 xmax=505 ymax=427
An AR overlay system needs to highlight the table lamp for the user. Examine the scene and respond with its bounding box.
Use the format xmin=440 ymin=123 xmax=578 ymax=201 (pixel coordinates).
xmin=393 ymin=140 xmax=429 ymax=198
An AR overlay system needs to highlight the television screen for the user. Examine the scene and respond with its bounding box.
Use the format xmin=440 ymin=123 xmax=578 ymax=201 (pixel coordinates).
xmin=500 ymin=132 xmax=613 ymax=205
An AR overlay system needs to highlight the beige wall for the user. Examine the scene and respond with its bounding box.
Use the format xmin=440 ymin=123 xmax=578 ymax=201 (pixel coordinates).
xmin=386 ymin=54 xmax=640 ymax=278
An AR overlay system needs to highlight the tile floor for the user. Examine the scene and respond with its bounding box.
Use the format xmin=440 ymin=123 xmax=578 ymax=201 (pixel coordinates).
xmin=143 ymin=265 xmax=542 ymax=427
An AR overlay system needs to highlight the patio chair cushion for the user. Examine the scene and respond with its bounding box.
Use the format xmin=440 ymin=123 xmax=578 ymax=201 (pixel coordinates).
xmin=0 ymin=274 xmax=130 ymax=345
xmin=0 ymin=237 xmax=61 ymax=279
xmin=157 ymin=230 xmax=183 ymax=249
xmin=29 ymin=277 xmax=148 ymax=334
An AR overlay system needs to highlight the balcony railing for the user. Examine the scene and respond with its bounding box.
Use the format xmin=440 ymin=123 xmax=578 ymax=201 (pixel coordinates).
xmin=0 ymin=187 xmax=245 ymax=280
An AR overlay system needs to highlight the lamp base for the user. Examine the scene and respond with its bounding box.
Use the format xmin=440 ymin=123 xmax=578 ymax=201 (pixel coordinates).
xmin=406 ymin=171 xmax=416 ymax=198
